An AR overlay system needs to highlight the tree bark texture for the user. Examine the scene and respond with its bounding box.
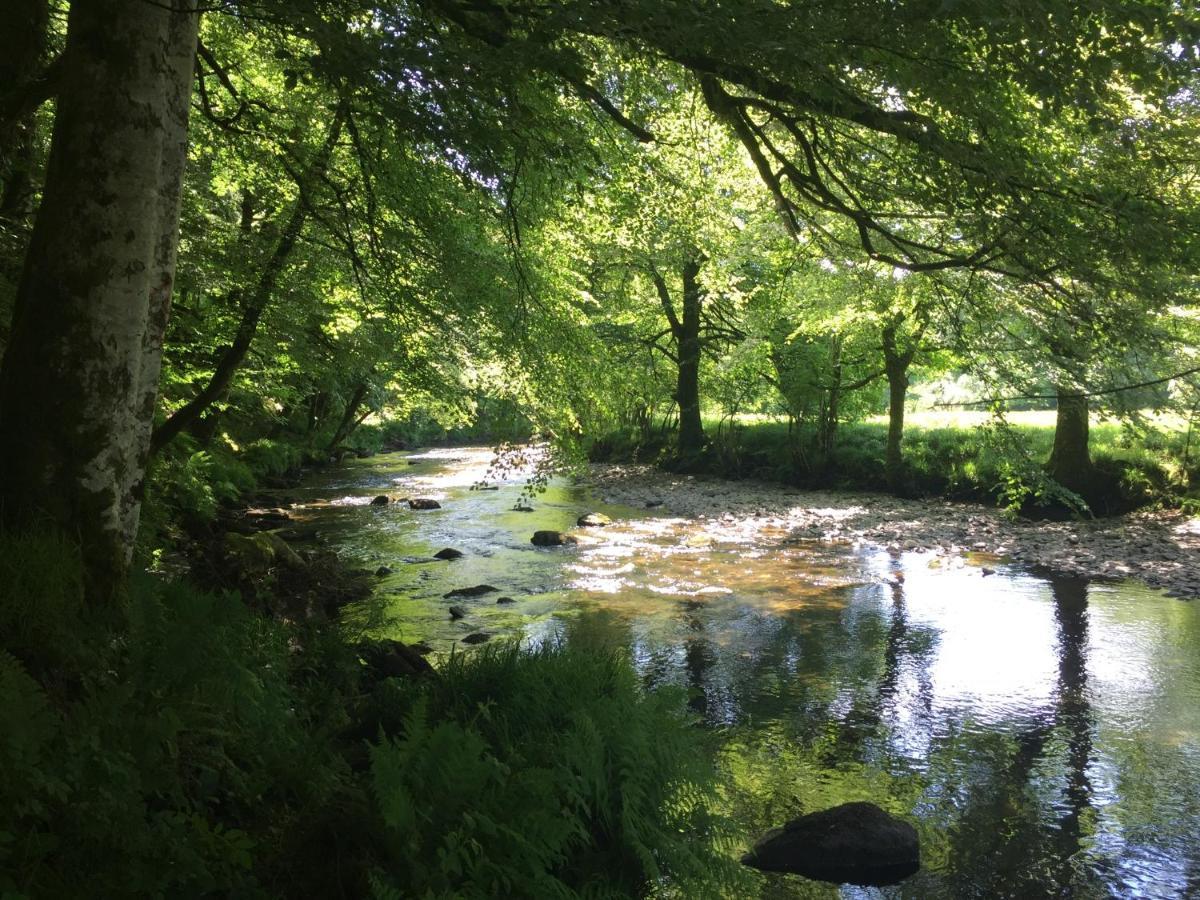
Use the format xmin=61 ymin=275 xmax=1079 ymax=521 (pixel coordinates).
xmin=0 ymin=0 xmax=199 ymax=597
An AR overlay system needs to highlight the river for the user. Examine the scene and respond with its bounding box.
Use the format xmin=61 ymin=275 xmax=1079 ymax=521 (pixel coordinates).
xmin=284 ymin=447 xmax=1200 ymax=898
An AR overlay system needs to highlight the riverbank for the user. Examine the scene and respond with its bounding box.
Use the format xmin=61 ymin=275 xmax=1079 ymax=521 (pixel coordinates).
xmin=591 ymin=463 xmax=1200 ymax=600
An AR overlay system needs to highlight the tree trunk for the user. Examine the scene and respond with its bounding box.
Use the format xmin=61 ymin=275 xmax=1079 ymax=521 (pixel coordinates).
xmin=885 ymin=362 xmax=909 ymax=492
xmin=0 ymin=0 xmax=50 ymax=173
xmin=150 ymin=105 xmax=345 ymax=456
xmin=881 ymin=320 xmax=913 ymax=494
xmin=651 ymin=255 xmax=707 ymax=464
xmin=1047 ymin=389 xmax=1095 ymax=492
xmin=676 ymin=257 xmax=705 ymax=460
xmin=0 ymin=0 xmax=198 ymax=599
xmin=819 ymin=338 xmax=843 ymax=458
xmin=327 ymin=381 xmax=370 ymax=451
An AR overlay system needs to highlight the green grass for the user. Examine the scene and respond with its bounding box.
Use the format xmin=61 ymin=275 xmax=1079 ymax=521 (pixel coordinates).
xmin=590 ymin=409 xmax=1198 ymax=514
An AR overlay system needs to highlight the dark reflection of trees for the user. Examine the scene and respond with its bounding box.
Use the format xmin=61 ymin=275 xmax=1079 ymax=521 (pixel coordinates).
xmin=683 ymin=601 xmax=718 ymax=717
xmin=825 ymin=577 xmax=936 ymax=764
xmin=1047 ymin=576 xmax=1098 ymax=887
xmin=938 ymin=575 xmax=1105 ymax=898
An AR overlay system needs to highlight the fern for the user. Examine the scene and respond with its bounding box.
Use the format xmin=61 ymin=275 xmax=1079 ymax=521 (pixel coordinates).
xmin=365 ymin=642 xmax=750 ymax=898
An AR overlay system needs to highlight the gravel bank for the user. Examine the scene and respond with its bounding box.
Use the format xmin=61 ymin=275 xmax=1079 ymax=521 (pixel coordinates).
xmin=592 ymin=464 xmax=1200 ymax=600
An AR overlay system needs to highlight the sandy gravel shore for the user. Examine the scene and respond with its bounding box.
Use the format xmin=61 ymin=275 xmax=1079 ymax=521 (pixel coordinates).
xmin=591 ymin=464 xmax=1200 ymax=600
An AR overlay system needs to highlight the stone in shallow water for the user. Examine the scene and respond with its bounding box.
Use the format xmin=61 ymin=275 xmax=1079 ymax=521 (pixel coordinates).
xmin=409 ymin=498 xmax=441 ymax=510
xmin=531 ymin=530 xmax=577 ymax=547
xmin=375 ymin=565 xmax=392 ymax=577
xmin=495 ymin=596 xmax=516 ymax=604
xmin=461 ymin=632 xmax=491 ymax=644
xmin=370 ymin=495 xmax=390 ymax=506
xmin=448 ymin=605 xmax=467 ymax=620
xmin=433 ymin=547 xmax=464 ymax=560
xmin=577 ymin=512 xmax=612 ymax=527
xmin=741 ymin=802 xmax=919 ymax=887
xmin=444 ymin=584 xmax=498 ymax=598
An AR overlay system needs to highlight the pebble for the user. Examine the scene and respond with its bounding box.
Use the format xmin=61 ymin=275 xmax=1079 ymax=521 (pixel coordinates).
xmin=591 ymin=463 xmax=1200 ymax=601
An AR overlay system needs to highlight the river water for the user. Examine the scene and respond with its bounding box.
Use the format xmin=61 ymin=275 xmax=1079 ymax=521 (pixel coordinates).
xmin=287 ymin=448 xmax=1200 ymax=898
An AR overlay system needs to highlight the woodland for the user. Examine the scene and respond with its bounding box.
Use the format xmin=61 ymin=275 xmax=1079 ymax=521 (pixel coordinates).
xmin=1 ymin=0 xmax=1199 ymax=897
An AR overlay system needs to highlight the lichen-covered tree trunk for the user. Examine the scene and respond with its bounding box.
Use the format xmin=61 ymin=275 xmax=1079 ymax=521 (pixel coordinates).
xmin=1047 ymin=389 xmax=1095 ymax=493
xmin=0 ymin=0 xmax=199 ymax=598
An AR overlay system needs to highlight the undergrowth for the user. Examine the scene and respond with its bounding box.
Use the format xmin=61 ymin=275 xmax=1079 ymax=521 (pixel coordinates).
xmin=0 ymin=531 xmax=740 ymax=898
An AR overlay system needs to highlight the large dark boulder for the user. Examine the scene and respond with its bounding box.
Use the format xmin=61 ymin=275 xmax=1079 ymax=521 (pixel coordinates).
xmin=370 ymin=495 xmax=391 ymax=506
xmin=531 ymin=530 xmax=577 ymax=547
xmin=409 ymin=498 xmax=442 ymax=510
xmin=433 ymin=547 xmax=464 ymax=560
xmin=741 ymin=802 xmax=919 ymax=887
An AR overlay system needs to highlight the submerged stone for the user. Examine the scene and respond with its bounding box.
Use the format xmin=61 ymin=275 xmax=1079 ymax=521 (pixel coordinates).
xmin=433 ymin=547 xmax=464 ymax=560
xmin=448 ymin=605 xmax=467 ymax=620
xmin=409 ymin=498 xmax=441 ymax=510
xmin=444 ymin=584 xmax=499 ymax=598
xmin=577 ymin=512 xmax=612 ymax=527
xmin=375 ymin=565 xmax=392 ymax=577
xmin=461 ymin=632 xmax=491 ymax=644
xmin=741 ymin=802 xmax=919 ymax=887
xmin=531 ymin=530 xmax=577 ymax=547
xmin=495 ymin=596 xmax=516 ymax=604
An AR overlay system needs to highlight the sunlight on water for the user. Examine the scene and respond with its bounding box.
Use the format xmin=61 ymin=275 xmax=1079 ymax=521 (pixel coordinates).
xmin=288 ymin=448 xmax=1200 ymax=899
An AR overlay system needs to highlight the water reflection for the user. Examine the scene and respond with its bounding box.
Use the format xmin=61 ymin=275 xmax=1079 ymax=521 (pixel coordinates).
xmin=290 ymin=449 xmax=1200 ymax=898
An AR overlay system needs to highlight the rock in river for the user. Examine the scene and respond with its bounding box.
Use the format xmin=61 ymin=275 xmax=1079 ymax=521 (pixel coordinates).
xmin=741 ymin=802 xmax=919 ymax=887
xmin=433 ymin=547 xmax=464 ymax=560
xmin=461 ymin=632 xmax=491 ymax=644
xmin=496 ymin=596 xmax=516 ymax=604
xmin=375 ymin=565 xmax=393 ymax=577
xmin=444 ymin=584 xmax=499 ymax=598
xmin=577 ymin=512 xmax=612 ymax=527
xmin=531 ymin=530 xmax=577 ymax=547
xmin=409 ymin=498 xmax=441 ymax=510
xmin=448 ymin=605 xmax=467 ymax=620
xmin=370 ymin=495 xmax=391 ymax=506
xmin=357 ymin=639 xmax=434 ymax=680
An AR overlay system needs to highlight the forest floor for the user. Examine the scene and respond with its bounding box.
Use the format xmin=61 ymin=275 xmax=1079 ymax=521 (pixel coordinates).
xmin=591 ymin=464 xmax=1200 ymax=600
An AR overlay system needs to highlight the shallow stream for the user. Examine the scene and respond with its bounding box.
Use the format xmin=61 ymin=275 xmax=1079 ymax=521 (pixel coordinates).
xmin=286 ymin=448 xmax=1200 ymax=898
